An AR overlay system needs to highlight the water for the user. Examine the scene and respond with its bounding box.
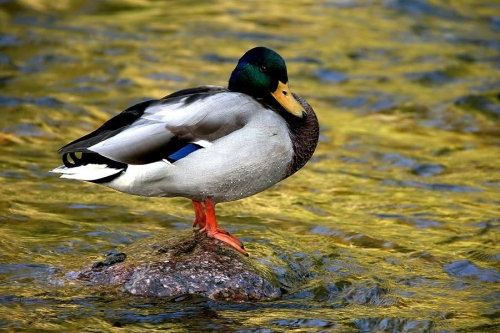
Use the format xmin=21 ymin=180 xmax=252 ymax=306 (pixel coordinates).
xmin=1 ymin=0 xmax=499 ymax=331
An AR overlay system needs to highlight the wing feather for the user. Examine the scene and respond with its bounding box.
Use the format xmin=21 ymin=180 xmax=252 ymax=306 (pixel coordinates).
xmin=88 ymin=122 xmax=174 ymax=164
xmin=59 ymin=86 xmax=257 ymax=166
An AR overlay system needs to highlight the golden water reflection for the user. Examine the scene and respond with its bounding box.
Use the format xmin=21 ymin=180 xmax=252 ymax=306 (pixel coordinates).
xmin=1 ymin=0 xmax=499 ymax=331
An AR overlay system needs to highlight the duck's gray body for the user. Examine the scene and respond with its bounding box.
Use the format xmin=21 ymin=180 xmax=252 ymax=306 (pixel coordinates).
xmin=52 ymin=87 xmax=317 ymax=204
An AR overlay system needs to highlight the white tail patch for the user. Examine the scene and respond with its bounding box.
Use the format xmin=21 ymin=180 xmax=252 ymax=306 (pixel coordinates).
xmin=51 ymin=164 xmax=124 ymax=181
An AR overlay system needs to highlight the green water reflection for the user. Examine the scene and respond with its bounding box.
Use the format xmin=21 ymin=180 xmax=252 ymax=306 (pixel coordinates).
xmin=1 ymin=0 xmax=499 ymax=331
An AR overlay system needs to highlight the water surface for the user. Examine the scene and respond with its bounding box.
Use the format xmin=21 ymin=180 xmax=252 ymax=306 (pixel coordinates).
xmin=1 ymin=0 xmax=499 ymax=331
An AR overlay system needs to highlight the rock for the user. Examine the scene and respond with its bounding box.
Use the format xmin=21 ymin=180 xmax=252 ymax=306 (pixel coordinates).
xmin=69 ymin=230 xmax=282 ymax=302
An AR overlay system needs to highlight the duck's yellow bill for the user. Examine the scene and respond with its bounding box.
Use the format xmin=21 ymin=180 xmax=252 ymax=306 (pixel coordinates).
xmin=271 ymin=81 xmax=306 ymax=118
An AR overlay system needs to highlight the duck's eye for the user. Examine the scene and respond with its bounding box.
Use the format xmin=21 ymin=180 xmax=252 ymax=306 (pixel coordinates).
xmin=260 ymin=65 xmax=267 ymax=72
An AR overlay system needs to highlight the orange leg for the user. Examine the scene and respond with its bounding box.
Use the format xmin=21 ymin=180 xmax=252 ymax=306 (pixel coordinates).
xmin=196 ymin=198 xmax=248 ymax=256
xmin=192 ymin=201 xmax=206 ymax=228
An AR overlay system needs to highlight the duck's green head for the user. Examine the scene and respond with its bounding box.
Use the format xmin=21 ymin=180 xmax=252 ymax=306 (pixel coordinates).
xmin=228 ymin=47 xmax=306 ymax=118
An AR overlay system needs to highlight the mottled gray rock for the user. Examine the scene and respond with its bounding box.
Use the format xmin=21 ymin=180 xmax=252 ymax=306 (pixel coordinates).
xmin=69 ymin=231 xmax=282 ymax=301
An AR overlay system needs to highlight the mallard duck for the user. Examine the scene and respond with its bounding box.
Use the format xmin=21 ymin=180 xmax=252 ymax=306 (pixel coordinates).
xmin=52 ymin=47 xmax=319 ymax=256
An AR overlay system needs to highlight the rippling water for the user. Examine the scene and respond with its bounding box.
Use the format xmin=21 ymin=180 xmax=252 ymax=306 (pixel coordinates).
xmin=1 ymin=0 xmax=499 ymax=331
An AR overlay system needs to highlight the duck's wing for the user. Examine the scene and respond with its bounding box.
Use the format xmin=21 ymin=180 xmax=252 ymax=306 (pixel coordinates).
xmin=58 ymin=99 xmax=155 ymax=154
xmin=58 ymin=85 xmax=250 ymax=166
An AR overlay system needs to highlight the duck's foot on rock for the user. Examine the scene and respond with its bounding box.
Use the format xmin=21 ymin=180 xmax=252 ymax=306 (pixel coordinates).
xmin=68 ymin=231 xmax=281 ymax=302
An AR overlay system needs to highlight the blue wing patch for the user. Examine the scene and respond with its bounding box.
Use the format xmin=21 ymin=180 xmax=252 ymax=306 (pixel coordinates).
xmin=167 ymin=143 xmax=202 ymax=162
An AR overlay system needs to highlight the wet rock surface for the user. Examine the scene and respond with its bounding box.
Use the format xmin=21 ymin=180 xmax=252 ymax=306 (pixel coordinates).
xmin=69 ymin=231 xmax=282 ymax=302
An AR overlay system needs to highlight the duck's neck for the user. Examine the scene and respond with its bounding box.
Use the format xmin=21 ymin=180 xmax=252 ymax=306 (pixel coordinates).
xmin=283 ymin=93 xmax=319 ymax=178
